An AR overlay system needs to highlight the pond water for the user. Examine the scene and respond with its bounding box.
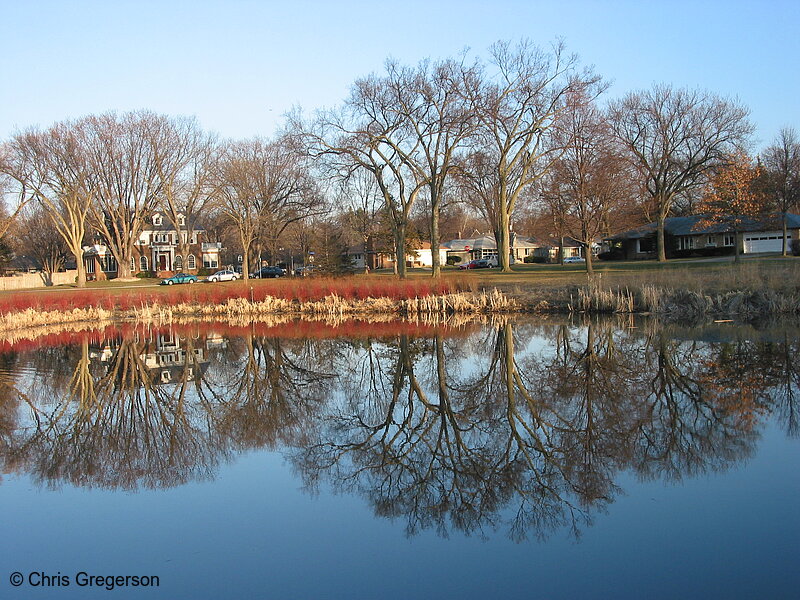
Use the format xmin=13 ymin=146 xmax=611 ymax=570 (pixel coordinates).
xmin=0 ymin=317 xmax=798 ymax=599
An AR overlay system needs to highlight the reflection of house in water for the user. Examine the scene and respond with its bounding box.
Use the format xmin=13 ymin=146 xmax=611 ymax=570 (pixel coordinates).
xmin=204 ymin=333 xmax=228 ymax=350
xmin=90 ymin=331 xmax=210 ymax=386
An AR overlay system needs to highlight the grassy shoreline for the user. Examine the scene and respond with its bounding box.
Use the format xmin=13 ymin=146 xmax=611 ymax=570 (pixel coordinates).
xmin=1 ymin=258 xmax=799 ymax=334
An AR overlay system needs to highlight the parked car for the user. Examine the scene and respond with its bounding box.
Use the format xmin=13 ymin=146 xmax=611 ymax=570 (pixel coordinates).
xmin=250 ymin=266 xmax=285 ymax=278
xmin=563 ymin=256 xmax=586 ymax=263
xmin=458 ymin=259 xmax=494 ymax=270
xmin=206 ymin=269 xmax=240 ymax=282
xmin=160 ymin=272 xmax=198 ymax=285
xmin=294 ymin=265 xmax=318 ymax=277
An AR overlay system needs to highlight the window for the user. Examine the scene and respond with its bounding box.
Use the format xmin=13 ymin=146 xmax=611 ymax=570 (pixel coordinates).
xmin=187 ymin=254 xmax=196 ymax=270
xmin=203 ymin=256 xmax=218 ymax=269
xmin=153 ymin=214 xmax=162 ymax=226
xmin=637 ymin=237 xmax=655 ymax=253
xmin=677 ymin=237 xmax=695 ymax=251
xmin=723 ymin=234 xmax=735 ymax=246
xmin=174 ymin=255 xmax=183 ymax=270
xmin=178 ymin=214 xmax=185 ymax=226
xmin=140 ymin=256 xmax=148 ymax=271
xmin=87 ymin=260 xmax=95 ymax=274
xmin=707 ymin=236 xmax=716 ymax=246
xmin=130 ymin=258 xmax=136 ymax=273
xmin=100 ymin=255 xmax=118 ymax=273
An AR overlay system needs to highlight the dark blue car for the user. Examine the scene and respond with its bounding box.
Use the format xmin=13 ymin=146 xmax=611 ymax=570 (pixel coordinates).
xmin=250 ymin=267 xmax=285 ymax=279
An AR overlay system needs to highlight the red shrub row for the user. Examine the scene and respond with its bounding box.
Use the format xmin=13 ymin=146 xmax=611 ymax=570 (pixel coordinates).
xmin=0 ymin=275 xmax=468 ymax=315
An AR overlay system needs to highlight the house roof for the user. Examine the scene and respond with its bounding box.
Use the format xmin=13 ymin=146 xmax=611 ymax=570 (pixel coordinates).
xmin=607 ymin=213 xmax=800 ymax=240
xmin=528 ymin=236 xmax=583 ymax=248
xmin=445 ymin=234 xmax=541 ymax=251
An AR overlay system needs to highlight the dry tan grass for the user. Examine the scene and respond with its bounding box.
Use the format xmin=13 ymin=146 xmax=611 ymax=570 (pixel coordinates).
xmin=0 ymin=290 xmax=519 ymax=335
xmin=0 ymin=306 xmax=113 ymax=333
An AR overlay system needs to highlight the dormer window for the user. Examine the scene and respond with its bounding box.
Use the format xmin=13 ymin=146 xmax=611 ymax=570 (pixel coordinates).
xmin=178 ymin=214 xmax=186 ymax=227
xmin=153 ymin=214 xmax=163 ymax=226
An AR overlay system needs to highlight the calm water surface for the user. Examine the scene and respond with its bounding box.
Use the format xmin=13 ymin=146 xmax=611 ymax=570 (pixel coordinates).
xmin=0 ymin=318 xmax=798 ymax=599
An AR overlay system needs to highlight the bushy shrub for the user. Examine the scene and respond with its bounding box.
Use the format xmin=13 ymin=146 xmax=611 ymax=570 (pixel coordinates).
xmin=523 ymin=255 xmax=546 ymax=263
xmin=446 ymin=255 xmax=462 ymax=265
xmin=597 ymin=249 xmax=624 ymax=261
xmin=792 ymin=239 xmax=800 ymax=256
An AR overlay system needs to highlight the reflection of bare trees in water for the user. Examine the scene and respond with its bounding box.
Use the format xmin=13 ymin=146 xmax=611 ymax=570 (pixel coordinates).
xmin=770 ymin=333 xmax=800 ymax=437
xmin=0 ymin=319 xmax=798 ymax=540
xmin=295 ymin=323 xmax=626 ymax=541
xmin=197 ymin=332 xmax=335 ymax=449
xmin=294 ymin=319 xmax=798 ymax=541
xmin=4 ymin=337 xmax=224 ymax=490
xmin=0 ymin=329 xmax=334 ymax=490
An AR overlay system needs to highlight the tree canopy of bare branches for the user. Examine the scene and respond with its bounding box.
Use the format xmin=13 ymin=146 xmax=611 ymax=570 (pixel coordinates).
xmin=213 ymin=136 xmax=323 ymax=279
xmin=541 ymin=93 xmax=636 ymax=272
xmin=463 ymin=39 xmax=603 ymax=272
xmin=150 ymin=115 xmax=219 ymax=269
xmin=761 ymin=127 xmax=800 ymax=255
xmin=2 ymin=121 xmax=94 ymax=285
xmin=608 ymin=85 xmax=753 ymax=262
xmin=84 ymin=111 xmax=168 ymax=279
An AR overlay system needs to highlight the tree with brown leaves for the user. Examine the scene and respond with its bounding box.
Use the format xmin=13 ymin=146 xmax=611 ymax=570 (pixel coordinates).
xmin=698 ymin=150 xmax=769 ymax=263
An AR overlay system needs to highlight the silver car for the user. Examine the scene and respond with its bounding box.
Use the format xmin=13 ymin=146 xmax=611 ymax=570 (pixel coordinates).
xmin=207 ymin=269 xmax=240 ymax=282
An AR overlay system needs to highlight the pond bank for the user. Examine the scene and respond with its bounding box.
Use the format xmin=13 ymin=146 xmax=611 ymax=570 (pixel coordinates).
xmin=508 ymin=283 xmax=800 ymax=322
xmin=1 ymin=283 xmax=799 ymax=336
xmin=0 ymin=290 xmax=518 ymax=335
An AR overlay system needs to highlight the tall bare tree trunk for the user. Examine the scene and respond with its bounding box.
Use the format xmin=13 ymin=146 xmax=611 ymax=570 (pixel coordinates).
xmin=657 ymin=214 xmax=667 ymax=262
xmin=395 ymin=224 xmax=408 ymax=279
xmin=498 ymin=209 xmax=512 ymax=272
xmin=782 ymin=215 xmax=789 ymax=257
xmin=430 ymin=201 xmax=441 ymax=277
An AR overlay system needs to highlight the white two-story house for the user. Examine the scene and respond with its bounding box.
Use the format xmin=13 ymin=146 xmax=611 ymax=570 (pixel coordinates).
xmin=84 ymin=212 xmax=223 ymax=279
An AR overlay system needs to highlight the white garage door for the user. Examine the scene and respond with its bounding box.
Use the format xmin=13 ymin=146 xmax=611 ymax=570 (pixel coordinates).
xmin=742 ymin=232 xmax=791 ymax=253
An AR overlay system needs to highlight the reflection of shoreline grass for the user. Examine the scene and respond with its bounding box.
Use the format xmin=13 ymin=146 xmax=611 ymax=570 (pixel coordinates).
xmin=0 ymin=314 xmax=487 ymax=351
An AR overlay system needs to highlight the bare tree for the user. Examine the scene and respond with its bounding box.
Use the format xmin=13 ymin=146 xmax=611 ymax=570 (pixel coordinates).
xmin=84 ymin=111 xmax=167 ymax=279
xmin=150 ymin=116 xmax=219 ymax=269
xmin=299 ymin=74 xmax=425 ymax=278
xmin=213 ymin=141 xmax=266 ymax=280
xmin=464 ymin=39 xmax=602 ymax=272
xmin=541 ymin=94 xmax=636 ymax=273
xmin=335 ymin=168 xmax=383 ymax=271
xmin=214 ymin=137 xmax=323 ymax=279
xmin=761 ymin=127 xmax=800 ymax=256
xmin=381 ymin=57 xmax=480 ymax=277
xmin=10 ymin=205 xmax=71 ymax=278
xmin=3 ymin=121 xmax=94 ymax=286
xmin=255 ymin=135 xmax=325 ymax=264
xmin=608 ymin=85 xmax=753 ymax=262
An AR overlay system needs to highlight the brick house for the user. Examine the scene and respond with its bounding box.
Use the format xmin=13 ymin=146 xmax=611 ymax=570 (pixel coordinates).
xmin=83 ymin=212 xmax=222 ymax=279
xmin=603 ymin=213 xmax=800 ymax=260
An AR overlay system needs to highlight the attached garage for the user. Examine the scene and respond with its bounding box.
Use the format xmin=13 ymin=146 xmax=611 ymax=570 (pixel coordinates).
xmin=742 ymin=232 xmax=792 ymax=254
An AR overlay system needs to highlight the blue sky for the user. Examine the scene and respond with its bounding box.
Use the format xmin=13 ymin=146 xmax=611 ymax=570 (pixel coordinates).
xmin=1 ymin=0 xmax=797 ymax=151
